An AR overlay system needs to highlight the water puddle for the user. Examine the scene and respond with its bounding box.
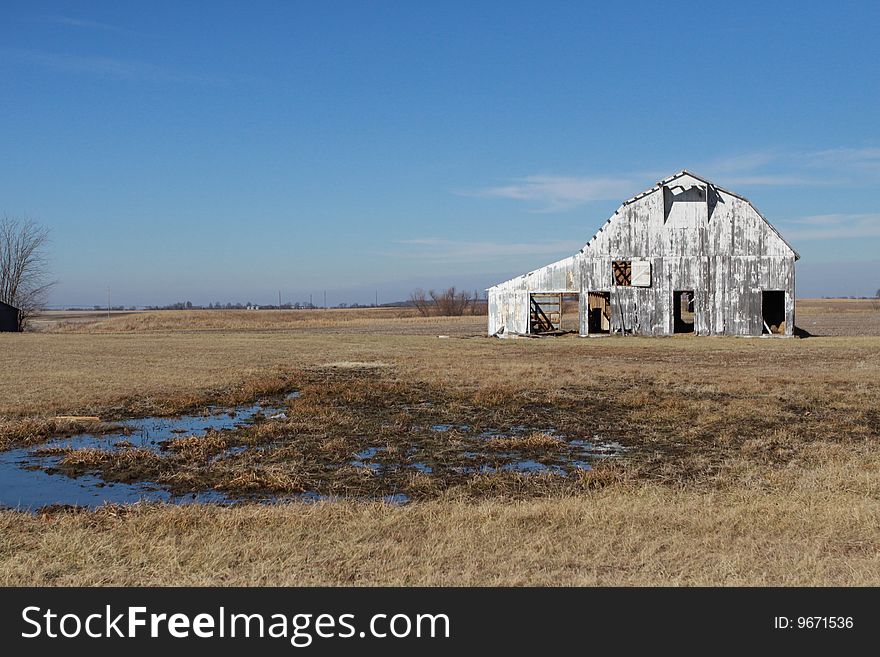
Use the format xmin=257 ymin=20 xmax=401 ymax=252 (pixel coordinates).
xmin=0 ymin=400 xmax=628 ymax=511
xmin=350 ymin=446 xmax=385 ymax=472
xmin=0 ymin=393 xmax=298 ymax=511
xmin=502 ymin=460 xmax=564 ymax=474
xmin=354 ymin=447 xmax=382 ymax=460
xmin=446 ymin=429 xmax=626 ymax=475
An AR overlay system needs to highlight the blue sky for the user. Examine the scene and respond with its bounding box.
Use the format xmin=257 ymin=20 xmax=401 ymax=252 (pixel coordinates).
xmin=1 ymin=1 xmax=878 ymax=306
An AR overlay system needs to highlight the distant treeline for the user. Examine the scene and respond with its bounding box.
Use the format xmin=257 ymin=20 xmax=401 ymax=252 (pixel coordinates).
xmin=146 ymin=301 xmax=387 ymax=310
xmin=819 ymin=294 xmax=880 ymax=299
xmin=409 ymin=287 xmax=489 ymax=317
xmin=60 ymin=301 xmax=389 ymax=311
xmin=59 ymin=295 xmax=491 ymax=312
xmin=57 ymin=292 xmax=876 ymax=313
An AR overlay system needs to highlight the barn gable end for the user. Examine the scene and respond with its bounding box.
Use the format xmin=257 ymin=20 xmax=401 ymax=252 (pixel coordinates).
xmin=488 ymin=170 xmax=798 ymax=337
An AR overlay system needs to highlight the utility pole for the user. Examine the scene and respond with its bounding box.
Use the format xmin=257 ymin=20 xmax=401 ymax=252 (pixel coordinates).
xmin=309 ymin=294 xmax=312 ymax=308
xmin=375 ymin=289 xmax=378 ymax=307
xmin=278 ymin=290 xmax=282 ymax=309
xmin=323 ymin=290 xmax=327 ymax=310
xmin=107 ymin=286 xmax=111 ymax=320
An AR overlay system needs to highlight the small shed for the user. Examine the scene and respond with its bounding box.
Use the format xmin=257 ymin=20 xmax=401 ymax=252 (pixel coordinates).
xmin=0 ymin=301 xmax=22 ymax=332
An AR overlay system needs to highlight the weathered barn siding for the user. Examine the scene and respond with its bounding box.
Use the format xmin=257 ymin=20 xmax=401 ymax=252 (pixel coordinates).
xmin=488 ymin=171 xmax=798 ymax=338
xmin=487 ymin=255 xmax=580 ymax=335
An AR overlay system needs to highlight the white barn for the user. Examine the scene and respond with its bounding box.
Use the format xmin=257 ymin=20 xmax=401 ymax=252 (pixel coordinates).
xmin=487 ymin=170 xmax=799 ymax=337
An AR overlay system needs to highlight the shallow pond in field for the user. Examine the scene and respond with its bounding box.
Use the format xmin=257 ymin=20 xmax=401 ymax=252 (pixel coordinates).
xmin=0 ymin=396 xmax=628 ymax=511
xmin=0 ymin=393 xmax=299 ymax=512
xmin=445 ymin=431 xmax=627 ymax=476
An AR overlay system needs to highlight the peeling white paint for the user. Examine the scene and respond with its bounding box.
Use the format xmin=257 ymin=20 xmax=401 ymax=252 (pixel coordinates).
xmin=488 ymin=170 xmax=798 ymax=337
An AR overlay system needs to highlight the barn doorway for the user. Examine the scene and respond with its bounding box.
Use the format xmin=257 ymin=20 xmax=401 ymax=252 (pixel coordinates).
xmin=762 ymin=290 xmax=786 ymax=334
xmin=560 ymin=294 xmax=580 ymax=332
xmin=529 ymin=293 xmax=580 ymax=334
xmin=673 ymin=290 xmax=695 ymax=333
xmin=587 ymin=292 xmax=611 ymax=334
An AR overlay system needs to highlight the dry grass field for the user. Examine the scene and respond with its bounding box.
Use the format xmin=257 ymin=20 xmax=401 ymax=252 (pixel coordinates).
xmin=1 ymin=299 xmax=878 ymax=585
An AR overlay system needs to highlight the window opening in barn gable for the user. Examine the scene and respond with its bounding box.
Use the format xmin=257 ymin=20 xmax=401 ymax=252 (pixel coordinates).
xmin=587 ymin=292 xmax=611 ymax=334
xmin=663 ymin=184 xmax=709 ymax=225
xmin=761 ymin=291 xmax=786 ymax=335
xmin=673 ymin=290 xmax=695 ymax=333
xmin=612 ymin=260 xmax=631 ymax=286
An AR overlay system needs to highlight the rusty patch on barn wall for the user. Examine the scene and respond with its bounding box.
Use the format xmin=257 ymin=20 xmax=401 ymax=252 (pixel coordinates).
xmin=487 ymin=170 xmax=798 ymax=338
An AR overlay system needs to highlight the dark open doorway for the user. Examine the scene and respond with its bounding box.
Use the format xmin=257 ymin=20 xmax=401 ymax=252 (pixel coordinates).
xmin=762 ymin=290 xmax=786 ymax=334
xmin=587 ymin=292 xmax=611 ymax=334
xmin=673 ymin=290 xmax=695 ymax=333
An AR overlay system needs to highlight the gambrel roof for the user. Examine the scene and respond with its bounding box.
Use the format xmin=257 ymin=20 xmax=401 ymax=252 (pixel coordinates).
xmin=582 ymin=169 xmax=800 ymax=260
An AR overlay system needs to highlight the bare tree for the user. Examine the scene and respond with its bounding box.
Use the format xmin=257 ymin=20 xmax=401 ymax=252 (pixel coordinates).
xmin=409 ymin=288 xmax=431 ymax=317
xmin=0 ymin=216 xmax=55 ymax=330
xmin=411 ymin=286 xmax=480 ymax=316
xmin=470 ymin=288 xmax=488 ymax=316
xmin=429 ymin=287 xmax=472 ymax=316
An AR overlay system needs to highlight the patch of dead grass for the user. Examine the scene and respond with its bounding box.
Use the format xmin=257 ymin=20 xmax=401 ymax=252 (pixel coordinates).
xmin=1 ymin=303 xmax=879 ymax=585
xmin=1 ymin=474 xmax=876 ymax=585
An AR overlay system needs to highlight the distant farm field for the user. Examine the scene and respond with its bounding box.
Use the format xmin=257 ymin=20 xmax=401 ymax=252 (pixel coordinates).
xmin=1 ymin=299 xmax=878 ymax=585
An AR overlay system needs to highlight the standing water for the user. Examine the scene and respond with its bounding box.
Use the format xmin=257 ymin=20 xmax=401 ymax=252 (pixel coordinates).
xmin=0 ymin=394 xmax=297 ymax=511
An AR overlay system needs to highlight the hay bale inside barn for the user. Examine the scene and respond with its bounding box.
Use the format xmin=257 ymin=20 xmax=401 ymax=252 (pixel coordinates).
xmin=488 ymin=170 xmax=799 ymax=337
xmin=0 ymin=301 xmax=22 ymax=332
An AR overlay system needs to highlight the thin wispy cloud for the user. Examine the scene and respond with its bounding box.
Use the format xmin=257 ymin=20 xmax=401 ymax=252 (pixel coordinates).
xmin=468 ymin=146 xmax=880 ymax=213
xmin=720 ymin=174 xmax=811 ymax=186
xmin=391 ymin=237 xmax=583 ymax=261
xmin=703 ymin=147 xmax=880 ymax=186
xmin=778 ymin=213 xmax=880 ymax=240
xmin=39 ymin=15 xmax=127 ymax=34
xmin=701 ymin=152 xmax=814 ymax=186
xmin=800 ymin=147 xmax=880 ymax=173
xmin=8 ymin=49 xmax=226 ymax=86
xmin=459 ymin=175 xmax=639 ymax=212
xmin=703 ymin=151 xmax=782 ymax=174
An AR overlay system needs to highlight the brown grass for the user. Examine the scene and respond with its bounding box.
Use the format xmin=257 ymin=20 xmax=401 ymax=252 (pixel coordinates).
xmin=795 ymin=298 xmax=879 ymax=314
xmin=44 ymin=307 xmax=489 ymax=334
xmin=1 ymin=301 xmax=879 ymax=585
xmin=1 ymin=467 xmax=876 ymax=585
xmin=59 ymin=448 xmax=164 ymax=482
xmin=217 ymin=467 xmax=306 ymax=494
xmin=165 ymin=431 xmax=229 ymax=460
xmin=0 ymin=417 xmax=112 ymax=451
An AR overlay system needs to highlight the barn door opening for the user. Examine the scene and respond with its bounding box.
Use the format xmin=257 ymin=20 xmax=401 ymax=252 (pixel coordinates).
xmin=673 ymin=290 xmax=695 ymax=333
xmin=587 ymin=292 xmax=611 ymax=334
xmin=530 ymin=294 xmax=556 ymax=333
xmin=762 ymin=290 xmax=786 ymax=334
xmin=559 ymin=294 xmax=579 ymax=332
xmin=530 ymin=293 xmax=579 ymax=334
